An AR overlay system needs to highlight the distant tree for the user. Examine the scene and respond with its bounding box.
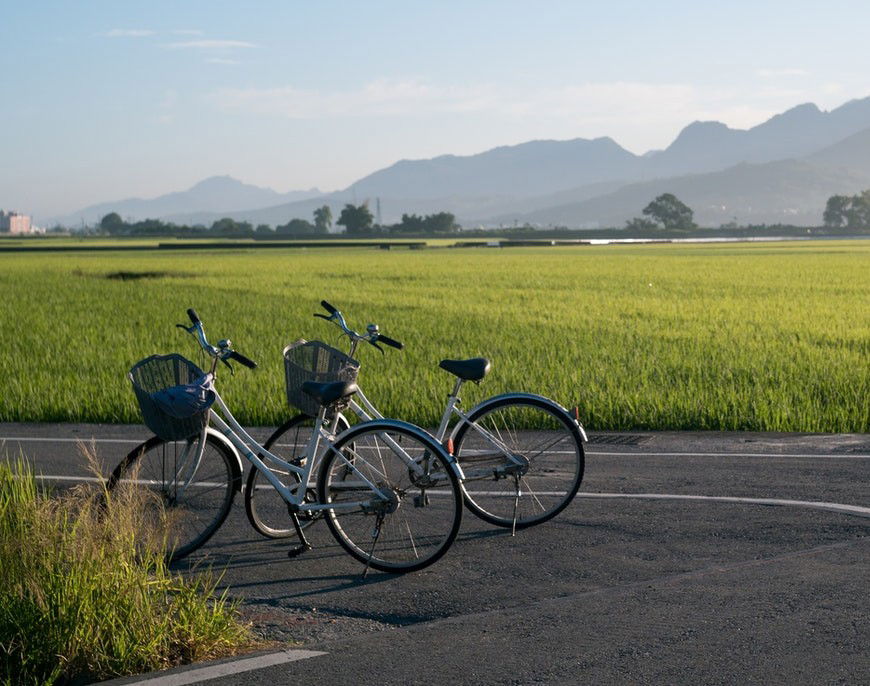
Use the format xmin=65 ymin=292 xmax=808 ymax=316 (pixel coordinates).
xmin=624 ymin=217 xmax=660 ymax=232
xmin=848 ymin=190 xmax=870 ymax=229
xmin=392 ymin=213 xmax=425 ymax=234
xmin=823 ymin=190 xmax=870 ymax=229
xmin=313 ymin=205 xmax=332 ymax=233
xmin=276 ymin=218 xmax=320 ymax=234
xmin=100 ymin=212 xmax=125 ymax=234
xmin=823 ymin=195 xmax=850 ymax=228
xmin=210 ymin=217 xmax=253 ymax=235
xmin=642 ymin=193 xmax=696 ymax=230
xmin=255 ymin=223 xmax=273 ymax=235
xmin=425 ymin=211 xmax=459 ymax=233
xmin=336 ymin=203 xmax=374 ymax=234
xmin=389 ymin=211 xmax=459 ymax=234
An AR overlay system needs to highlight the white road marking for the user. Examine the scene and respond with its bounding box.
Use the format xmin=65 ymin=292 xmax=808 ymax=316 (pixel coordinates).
xmin=110 ymin=649 xmax=326 ymax=685
xmin=3 ymin=435 xmax=869 ymax=459
xmin=574 ymin=492 xmax=870 ymax=518
xmin=1 ymin=436 xmax=143 ymax=444
xmin=588 ymin=451 xmax=870 ymax=459
xmin=31 ymin=474 xmax=870 ymax=519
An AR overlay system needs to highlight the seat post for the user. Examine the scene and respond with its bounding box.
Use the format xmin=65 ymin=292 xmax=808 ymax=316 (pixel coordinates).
xmin=450 ymin=376 xmax=464 ymax=399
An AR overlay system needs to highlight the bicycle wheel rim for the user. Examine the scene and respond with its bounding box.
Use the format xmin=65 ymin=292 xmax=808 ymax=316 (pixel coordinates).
xmin=318 ymin=423 xmax=462 ymax=573
xmin=453 ymin=397 xmax=584 ymax=528
xmin=109 ymin=434 xmax=236 ymax=561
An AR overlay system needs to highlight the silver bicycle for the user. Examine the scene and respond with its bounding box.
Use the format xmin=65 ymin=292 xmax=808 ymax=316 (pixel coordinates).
xmin=109 ymin=309 xmax=463 ymax=573
xmin=246 ymin=301 xmax=586 ymax=539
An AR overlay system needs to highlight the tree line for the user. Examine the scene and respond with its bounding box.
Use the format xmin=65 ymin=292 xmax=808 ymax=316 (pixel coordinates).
xmin=95 ymin=190 xmax=870 ymax=238
xmin=97 ymin=203 xmax=459 ymax=237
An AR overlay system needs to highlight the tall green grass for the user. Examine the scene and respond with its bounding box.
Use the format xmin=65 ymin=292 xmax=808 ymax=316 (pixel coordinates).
xmin=0 ymin=457 xmax=253 ymax=685
xmin=0 ymin=241 xmax=867 ymax=431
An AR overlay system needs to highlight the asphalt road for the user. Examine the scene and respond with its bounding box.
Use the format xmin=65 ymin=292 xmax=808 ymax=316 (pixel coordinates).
xmin=2 ymin=424 xmax=868 ymax=685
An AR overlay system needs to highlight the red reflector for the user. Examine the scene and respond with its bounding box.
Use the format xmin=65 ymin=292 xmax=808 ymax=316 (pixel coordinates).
xmin=445 ymin=438 xmax=454 ymax=455
xmin=573 ymin=406 xmax=580 ymax=422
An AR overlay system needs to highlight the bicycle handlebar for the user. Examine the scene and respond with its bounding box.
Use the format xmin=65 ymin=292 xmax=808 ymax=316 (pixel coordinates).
xmin=177 ymin=309 xmax=257 ymax=371
xmin=376 ymin=334 xmax=403 ymax=350
xmin=314 ymin=301 xmax=403 ymax=353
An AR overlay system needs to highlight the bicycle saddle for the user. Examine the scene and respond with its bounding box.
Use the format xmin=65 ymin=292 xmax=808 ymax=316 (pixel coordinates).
xmin=301 ymin=380 xmax=359 ymax=407
xmin=439 ymin=358 xmax=491 ymax=381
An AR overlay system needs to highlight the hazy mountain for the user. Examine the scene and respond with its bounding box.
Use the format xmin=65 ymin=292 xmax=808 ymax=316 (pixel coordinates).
xmin=346 ymin=137 xmax=639 ymax=198
xmin=53 ymin=176 xmax=321 ymax=226
xmin=51 ymin=94 xmax=870 ymax=230
xmin=484 ymin=126 xmax=870 ymax=228
xmin=344 ymin=96 xmax=870 ymax=201
xmin=644 ymin=98 xmax=870 ymax=176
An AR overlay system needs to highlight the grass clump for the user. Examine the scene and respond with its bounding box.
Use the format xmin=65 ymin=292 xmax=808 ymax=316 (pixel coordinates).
xmin=0 ymin=457 xmax=253 ymax=685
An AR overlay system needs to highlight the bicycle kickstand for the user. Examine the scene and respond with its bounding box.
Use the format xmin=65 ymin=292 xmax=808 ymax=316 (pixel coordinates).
xmin=511 ymin=475 xmax=521 ymax=537
xmin=362 ymin=512 xmax=385 ymax=578
xmin=287 ymin=512 xmax=312 ymax=559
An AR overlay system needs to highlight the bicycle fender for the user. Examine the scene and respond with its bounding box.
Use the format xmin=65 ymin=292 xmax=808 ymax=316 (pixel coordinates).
xmin=449 ymin=392 xmax=588 ymax=443
xmin=206 ymin=427 xmax=244 ymax=490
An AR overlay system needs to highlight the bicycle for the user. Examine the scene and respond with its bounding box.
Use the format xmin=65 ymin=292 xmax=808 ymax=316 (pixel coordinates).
xmin=246 ymin=301 xmax=587 ymax=539
xmin=108 ymin=309 xmax=463 ymax=573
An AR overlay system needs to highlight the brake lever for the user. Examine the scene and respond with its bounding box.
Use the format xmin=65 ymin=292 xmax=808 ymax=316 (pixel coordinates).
xmin=220 ymin=357 xmax=235 ymax=375
xmin=176 ymin=323 xmax=194 ymax=333
xmin=313 ymin=313 xmax=332 ymax=320
xmin=368 ymin=339 xmax=385 ymax=355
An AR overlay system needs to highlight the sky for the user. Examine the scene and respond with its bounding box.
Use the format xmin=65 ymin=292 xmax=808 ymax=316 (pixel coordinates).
xmin=2 ymin=0 xmax=869 ymax=220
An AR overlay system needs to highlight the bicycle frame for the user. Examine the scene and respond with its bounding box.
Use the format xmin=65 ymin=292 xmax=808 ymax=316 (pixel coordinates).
xmin=342 ymin=382 xmax=542 ymax=483
xmin=206 ymin=387 xmax=392 ymax=513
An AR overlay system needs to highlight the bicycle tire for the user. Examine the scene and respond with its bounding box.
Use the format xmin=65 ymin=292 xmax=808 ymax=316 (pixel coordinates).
xmin=107 ymin=432 xmax=238 ymax=562
xmin=317 ymin=420 xmax=462 ymax=573
xmin=244 ymin=413 xmax=349 ymax=539
xmin=452 ymin=395 xmax=584 ymax=529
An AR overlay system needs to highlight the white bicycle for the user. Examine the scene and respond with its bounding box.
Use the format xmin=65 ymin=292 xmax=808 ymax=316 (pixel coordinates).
xmin=109 ymin=309 xmax=463 ymax=574
xmin=245 ymin=301 xmax=586 ymax=539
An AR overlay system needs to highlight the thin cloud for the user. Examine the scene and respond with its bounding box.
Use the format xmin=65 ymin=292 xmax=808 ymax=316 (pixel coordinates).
xmin=211 ymin=77 xmax=809 ymax=153
xmin=756 ymin=68 xmax=809 ymax=78
xmin=167 ymin=39 xmax=257 ymax=49
xmin=104 ymin=29 xmax=155 ymax=37
xmin=206 ymin=58 xmax=241 ymax=65
xmin=171 ymin=29 xmax=203 ymax=36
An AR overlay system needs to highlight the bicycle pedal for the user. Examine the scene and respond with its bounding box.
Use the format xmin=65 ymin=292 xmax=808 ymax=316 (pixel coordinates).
xmin=287 ymin=543 xmax=311 ymax=558
xmin=413 ymin=494 xmax=430 ymax=508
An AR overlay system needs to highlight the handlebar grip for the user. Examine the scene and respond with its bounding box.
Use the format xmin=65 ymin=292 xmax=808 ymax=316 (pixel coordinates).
xmin=321 ymin=300 xmax=338 ymax=315
xmin=377 ymin=334 xmax=404 ymax=350
xmin=228 ymin=350 xmax=257 ymax=369
xmin=187 ymin=308 xmax=201 ymax=325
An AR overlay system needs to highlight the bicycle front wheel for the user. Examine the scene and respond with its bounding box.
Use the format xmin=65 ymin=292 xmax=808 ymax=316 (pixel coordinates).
xmin=452 ymin=395 xmax=584 ymax=529
xmin=107 ymin=433 xmax=238 ymax=562
xmin=317 ymin=421 xmax=462 ymax=573
xmin=245 ymin=413 xmax=349 ymax=539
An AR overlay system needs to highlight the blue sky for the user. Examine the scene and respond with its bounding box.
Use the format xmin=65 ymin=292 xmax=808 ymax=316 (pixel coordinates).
xmin=2 ymin=1 xmax=869 ymax=219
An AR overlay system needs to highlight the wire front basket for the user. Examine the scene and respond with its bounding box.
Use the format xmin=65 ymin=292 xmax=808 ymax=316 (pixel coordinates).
xmin=129 ymin=354 xmax=211 ymax=441
xmin=283 ymin=339 xmax=360 ymax=416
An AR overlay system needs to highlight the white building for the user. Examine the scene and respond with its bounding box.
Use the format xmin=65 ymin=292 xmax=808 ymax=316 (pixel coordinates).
xmin=0 ymin=210 xmax=32 ymax=234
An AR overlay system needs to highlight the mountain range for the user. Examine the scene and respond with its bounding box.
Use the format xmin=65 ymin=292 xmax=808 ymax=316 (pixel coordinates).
xmin=51 ymin=95 xmax=870 ymax=229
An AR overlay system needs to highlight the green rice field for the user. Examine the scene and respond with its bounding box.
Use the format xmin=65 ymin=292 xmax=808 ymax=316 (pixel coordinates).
xmin=0 ymin=240 xmax=867 ymax=432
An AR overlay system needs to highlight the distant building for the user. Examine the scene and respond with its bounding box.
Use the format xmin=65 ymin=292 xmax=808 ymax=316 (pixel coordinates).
xmin=0 ymin=210 xmax=32 ymax=234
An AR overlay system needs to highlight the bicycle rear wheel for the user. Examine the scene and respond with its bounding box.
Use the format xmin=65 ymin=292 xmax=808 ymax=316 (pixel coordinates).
xmin=317 ymin=421 xmax=462 ymax=573
xmin=107 ymin=432 xmax=238 ymax=562
xmin=245 ymin=413 xmax=349 ymax=539
xmin=452 ymin=395 xmax=584 ymax=529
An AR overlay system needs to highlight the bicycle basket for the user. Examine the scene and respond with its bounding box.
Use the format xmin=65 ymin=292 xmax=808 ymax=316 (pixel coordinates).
xmin=129 ymin=354 xmax=214 ymax=441
xmin=283 ymin=339 xmax=360 ymax=416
